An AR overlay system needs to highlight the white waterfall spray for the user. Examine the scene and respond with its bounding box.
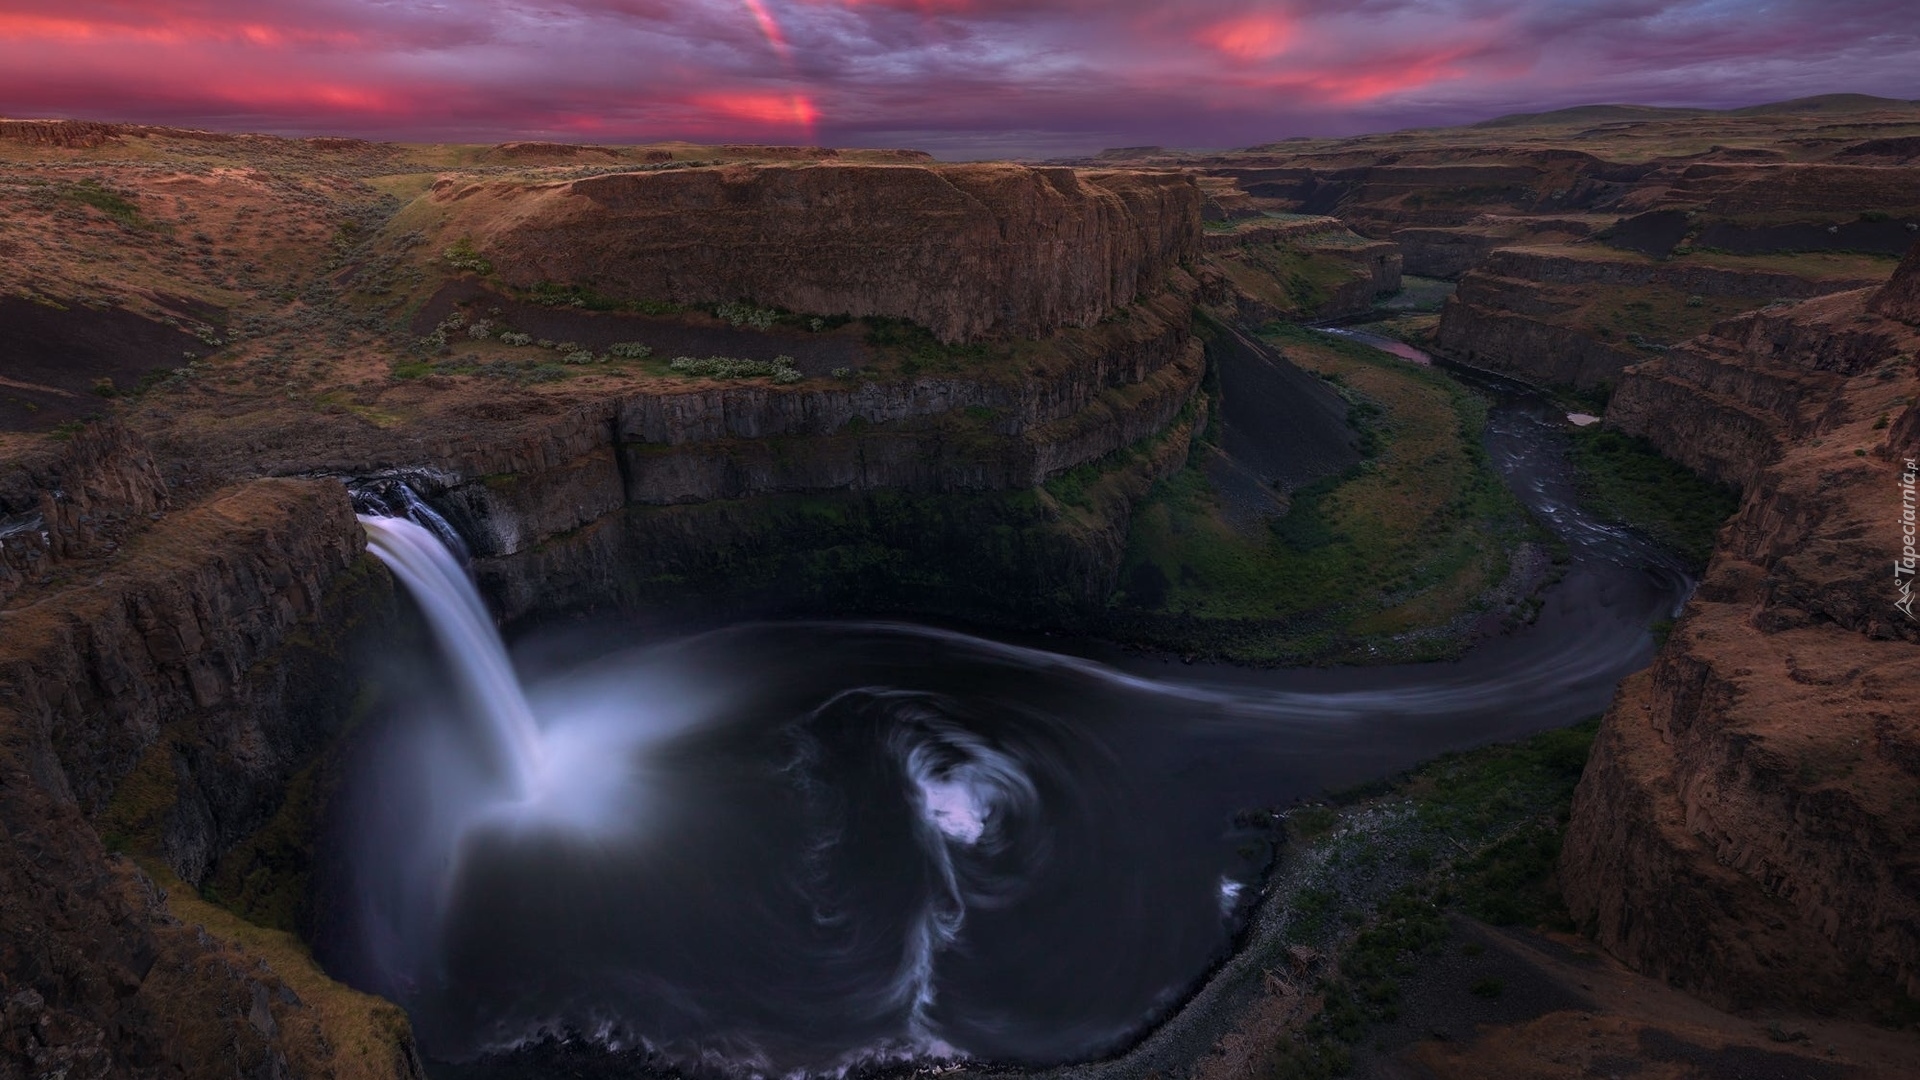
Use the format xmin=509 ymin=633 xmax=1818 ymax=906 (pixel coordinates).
xmin=358 ymin=515 xmax=544 ymax=796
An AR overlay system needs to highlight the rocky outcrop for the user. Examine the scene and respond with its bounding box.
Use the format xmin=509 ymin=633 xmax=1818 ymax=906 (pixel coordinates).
xmin=0 ymin=119 xmax=123 ymax=149
xmin=1434 ymin=277 xmax=1643 ymax=388
xmin=433 ymin=163 xmax=1201 ymax=343
xmin=1200 ymin=224 xmax=1401 ymax=324
xmin=439 ymin=330 xmax=1204 ymax=623
xmin=1562 ymin=246 xmax=1920 ymax=1013
xmin=1389 ymin=227 xmax=1503 ymax=279
xmin=1200 ymin=216 xmax=1346 ymax=252
xmin=1631 ymin=163 xmax=1920 ymax=218
xmin=474 ymin=399 xmax=1206 ymax=630
xmin=0 ymin=422 xmax=169 ymax=606
xmin=1468 ymin=248 xmax=1880 ymax=300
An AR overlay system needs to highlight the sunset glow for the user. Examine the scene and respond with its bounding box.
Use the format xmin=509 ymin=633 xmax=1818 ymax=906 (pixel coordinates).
xmin=0 ymin=0 xmax=1912 ymax=155
xmin=1195 ymin=15 xmax=1297 ymax=62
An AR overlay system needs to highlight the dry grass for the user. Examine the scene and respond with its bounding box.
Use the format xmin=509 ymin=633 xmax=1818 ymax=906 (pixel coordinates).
xmin=143 ymin=859 xmax=417 ymax=1080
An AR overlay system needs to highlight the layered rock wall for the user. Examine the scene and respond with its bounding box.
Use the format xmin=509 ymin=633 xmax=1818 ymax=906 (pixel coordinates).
xmin=1435 ymin=248 xmax=1885 ymax=389
xmin=0 ymin=437 xmax=412 ymax=1077
xmin=436 ymin=163 xmax=1201 ymax=343
xmin=1606 ymin=288 xmax=1908 ymax=486
xmin=1562 ymin=247 xmax=1920 ymax=1012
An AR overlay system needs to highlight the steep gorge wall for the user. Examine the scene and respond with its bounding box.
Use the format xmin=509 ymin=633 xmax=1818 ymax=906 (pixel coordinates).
xmin=1562 ymin=249 xmax=1920 ymax=1012
xmin=1606 ymin=287 xmax=1909 ymax=486
xmin=435 ymin=163 xmax=1201 ymax=343
xmin=441 ymin=327 xmax=1206 ymax=624
xmin=305 ymin=276 xmax=1208 ymax=627
xmin=0 ymin=430 xmax=415 ymax=1078
xmin=1435 ymin=248 xmax=1886 ymax=389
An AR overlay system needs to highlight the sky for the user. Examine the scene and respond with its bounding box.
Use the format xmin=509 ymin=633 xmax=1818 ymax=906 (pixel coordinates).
xmin=0 ymin=0 xmax=1914 ymax=157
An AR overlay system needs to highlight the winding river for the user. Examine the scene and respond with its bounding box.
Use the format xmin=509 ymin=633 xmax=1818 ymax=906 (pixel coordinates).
xmin=315 ymin=332 xmax=1693 ymax=1076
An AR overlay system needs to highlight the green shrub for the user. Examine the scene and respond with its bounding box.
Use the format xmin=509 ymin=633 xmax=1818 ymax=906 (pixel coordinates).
xmin=63 ymin=180 xmax=146 ymax=227
xmin=499 ymin=332 xmax=533 ymax=346
xmin=561 ymin=350 xmax=597 ymax=365
xmin=1569 ymin=427 xmax=1739 ymax=568
xmin=715 ymin=301 xmax=778 ymax=330
xmin=443 ymin=238 xmax=493 ymax=275
xmin=667 ymin=354 xmax=803 ymax=382
xmin=609 ymin=341 xmax=652 ymax=359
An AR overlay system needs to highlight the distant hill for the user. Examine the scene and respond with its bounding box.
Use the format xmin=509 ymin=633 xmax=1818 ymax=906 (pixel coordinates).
xmin=1472 ymin=104 xmax=1709 ymax=128
xmin=1726 ymin=93 xmax=1918 ymax=115
xmin=1475 ymin=94 xmax=1918 ymax=129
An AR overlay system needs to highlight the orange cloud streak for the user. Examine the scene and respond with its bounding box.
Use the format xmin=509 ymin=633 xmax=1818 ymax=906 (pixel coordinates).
xmin=694 ymin=92 xmax=819 ymax=128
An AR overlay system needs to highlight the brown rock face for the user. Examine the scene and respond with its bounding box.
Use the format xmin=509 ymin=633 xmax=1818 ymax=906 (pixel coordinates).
xmin=1867 ymin=239 xmax=1920 ymax=325
xmin=1606 ymin=287 xmax=1911 ymax=487
xmin=1436 ymin=248 xmax=1885 ymax=389
xmin=0 ymin=444 xmax=414 ymax=1077
xmin=1562 ymin=276 xmax=1920 ymax=1012
xmin=0 ymin=119 xmax=123 ymax=148
xmin=438 ymin=163 xmax=1200 ymax=343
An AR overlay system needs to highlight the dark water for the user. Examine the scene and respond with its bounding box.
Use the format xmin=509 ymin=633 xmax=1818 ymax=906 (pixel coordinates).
xmin=316 ymin=340 xmax=1692 ymax=1077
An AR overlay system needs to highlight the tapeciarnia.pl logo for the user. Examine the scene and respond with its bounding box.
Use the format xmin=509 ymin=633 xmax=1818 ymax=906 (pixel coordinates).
xmin=1898 ymin=457 xmax=1917 ymax=620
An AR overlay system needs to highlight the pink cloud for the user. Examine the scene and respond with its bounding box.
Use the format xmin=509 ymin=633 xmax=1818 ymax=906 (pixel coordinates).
xmin=0 ymin=0 xmax=1910 ymax=155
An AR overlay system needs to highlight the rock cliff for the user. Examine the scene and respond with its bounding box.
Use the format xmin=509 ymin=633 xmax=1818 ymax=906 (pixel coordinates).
xmin=1435 ymin=248 xmax=1886 ymax=389
xmin=0 ymin=431 xmax=414 ymax=1078
xmin=1562 ymin=244 xmax=1920 ymax=1012
xmin=429 ymin=163 xmax=1200 ymax=343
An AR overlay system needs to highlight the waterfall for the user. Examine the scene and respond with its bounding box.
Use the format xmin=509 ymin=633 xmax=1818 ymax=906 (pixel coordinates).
xmin=358 ymin=514 xmax=544 ymax=796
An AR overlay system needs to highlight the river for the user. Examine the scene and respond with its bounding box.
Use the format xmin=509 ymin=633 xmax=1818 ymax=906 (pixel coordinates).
xmin=314 ymin=331 xmax=1693 ymax=1077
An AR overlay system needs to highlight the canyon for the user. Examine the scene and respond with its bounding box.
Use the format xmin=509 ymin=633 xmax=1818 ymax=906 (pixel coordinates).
xmin=3 ymin=95 xmax=1919 ymax=1077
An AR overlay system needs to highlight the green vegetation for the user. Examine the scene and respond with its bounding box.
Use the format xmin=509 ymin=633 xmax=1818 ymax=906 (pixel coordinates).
xmin=861 ymin=315 xmax=997 ymax=375
xmin=441 ymin=237 xmax=493 ymax=275
xmin=1404 ymin=720 xmax=1596 ymax=928
xmin=667 ymin=354 xmax=803 ymax=383
xmin=714 ymin=300 xmax=778 ymax=330
xmin=1264 ymin=720 xmax=1599 ymax=1079
xmin=1583 ymin=285 xmax=1759 ymax=351
xmin=1216 ymin=244 xmax=1370 ymax=318
xmin=1109 ymin=325 xmax=1541 ymax=663
xmin=1569 ymin=426 xmax=1740 ymax=567
xmin=63 ymin=179 xmax=150 ymax=228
